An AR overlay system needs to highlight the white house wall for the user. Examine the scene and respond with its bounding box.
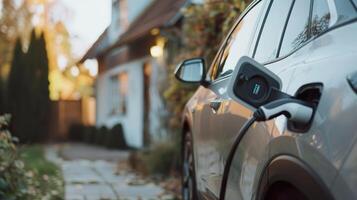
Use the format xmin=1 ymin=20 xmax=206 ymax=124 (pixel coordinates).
xmin=96 ymin=59 xmax=145 ymax=148
xmin=149 ymin=59 xmax=168 ymax=141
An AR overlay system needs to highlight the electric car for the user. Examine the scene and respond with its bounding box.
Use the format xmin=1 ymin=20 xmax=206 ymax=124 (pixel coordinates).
xmin=175 ymin=0 xmax=357 ymax=199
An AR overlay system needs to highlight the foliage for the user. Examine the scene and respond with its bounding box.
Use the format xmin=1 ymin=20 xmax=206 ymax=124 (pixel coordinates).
xmin=96 ymin=126 xmax=109 ymax=146
xmin=0 ymin=114 xmax=64 ymax=200
xmin=0 ymin=74 xmax=5 ymax=114
xmin=0 ymin=0 xmax=33 ymax=82
xmin=7 ymin=39 xmax=28 ymax=141
xmin=68 ymin=123 xmax=85 ymax=141
xmin=19 ymin=145 xmax=64 ymax=200
xmin=0 ymin=0 xmax=90 ymax=101
xmin=46 ymin=21 xmax=95 ymax=100
xmin=130 ymin=138 xmax=181 ymax=176
xmin=162 ymin=0 xmax=252 ymax=132
xmin=106 ymin=124 xmax=128 ymax=150
xmin=7 ymin=31 xmax=50 ymax=143
xmin=83 ymin=126 xmax=96 ymax=144
xmin=68 ymin=124 xmax=129 ymax=150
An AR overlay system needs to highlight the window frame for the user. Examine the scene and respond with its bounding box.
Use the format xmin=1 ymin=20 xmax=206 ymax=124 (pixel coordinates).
xmin=207 ymin=0 xmax=265 ymax=83
xmin=253 ymin=0 xmax=336 ymax=66
xmin=252 ymin=0 xmax=296 ymax=63
xmin=277 ymin=0 xmax=312 ymax=58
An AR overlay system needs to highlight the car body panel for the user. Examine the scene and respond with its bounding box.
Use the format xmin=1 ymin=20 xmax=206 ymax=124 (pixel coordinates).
xmin=181 ymin=0 xmax=357 ymax=199
xmin=185 ymin=1 xmax=269 ymax=198
xmin=267 ymin=20 xmax=357 ymax=198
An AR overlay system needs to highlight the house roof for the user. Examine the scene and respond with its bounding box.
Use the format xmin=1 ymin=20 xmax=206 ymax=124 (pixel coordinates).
xmin=115 ymin=0 xmax=187 ymax=46
xmin=78 ymin=28 xmax=108 ymax=63
xmin=79 ymin=0 xmax=187 ymax=63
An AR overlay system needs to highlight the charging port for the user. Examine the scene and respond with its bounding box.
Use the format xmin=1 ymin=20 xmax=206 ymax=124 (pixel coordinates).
xmin=288 ymin=83 xmax=323 ymax=133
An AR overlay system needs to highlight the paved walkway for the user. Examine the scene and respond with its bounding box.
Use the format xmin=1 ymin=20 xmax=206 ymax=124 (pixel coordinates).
xmin=46 ymin=143 xmax=174 ymax=200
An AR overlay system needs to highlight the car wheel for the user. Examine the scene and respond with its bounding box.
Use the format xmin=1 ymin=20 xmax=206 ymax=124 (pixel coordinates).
xmin=182 ymin=130 xmax=197 ymax=200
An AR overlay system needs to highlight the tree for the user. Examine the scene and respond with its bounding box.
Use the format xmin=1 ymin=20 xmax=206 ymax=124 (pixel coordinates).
xmin=24 ymin=30 xmax=50 ymax=142
xmin=7 ymin=38 xmax=29 ymax=141
xmin=30 ymin=32 xmax=50 ymax=142
xmin=7 ymin=30 xmax=50 ymax=143
xmin=0 ymin=78 xmax=4 ymax=113
xmin=0 ymin=0 xmax=33 ymax=79
xmin=162 ymin=0 xmax=252 ymax=131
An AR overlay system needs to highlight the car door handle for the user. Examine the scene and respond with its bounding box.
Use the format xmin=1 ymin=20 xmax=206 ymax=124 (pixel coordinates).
xmin=210 ymin=100 xmax=222 ymax=112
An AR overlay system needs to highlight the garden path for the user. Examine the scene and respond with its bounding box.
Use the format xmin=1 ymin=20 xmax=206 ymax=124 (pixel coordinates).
xmin=45 ymin=143 xmax=174 ymax=200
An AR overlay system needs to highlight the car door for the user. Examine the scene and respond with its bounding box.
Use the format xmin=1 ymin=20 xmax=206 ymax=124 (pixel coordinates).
xmin=217 ymin=0 xmax=305 ymax=199
xmin=202 ymin=0 xmax=315 ymax=199
xmin=190 ymin=1 xmax=267 ymax=198
xmin=268 ymin=0 xmax=357 ymax=195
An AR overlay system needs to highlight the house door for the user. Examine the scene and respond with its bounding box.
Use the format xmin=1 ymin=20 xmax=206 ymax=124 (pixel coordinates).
xmin=143 ymin=62 xmax=152 ymax=146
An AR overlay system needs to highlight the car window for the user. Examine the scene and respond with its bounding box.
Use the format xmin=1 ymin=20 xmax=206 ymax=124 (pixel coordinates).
xmin=279 ymin=0 xmax=311 ymax=57
xmin=215 ymin=2 xmax=263 ymax=79
xmin=353 ymin=0 xmax=357 ymax=9
xmin=311 ymin=0 xmax=331 ymax=37
xmin=254 ymin=0 xmax=294 ymax=63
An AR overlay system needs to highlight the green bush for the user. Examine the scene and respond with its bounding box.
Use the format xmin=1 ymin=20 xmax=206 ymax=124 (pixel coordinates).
xmin=0 ymin=114 xmax=63 ymax=199
xmin=68 ymin=123 xmax=85 ymax=141
xmin=83 ymin=126 xmax=96 ymax=144
xmin=19 ymin=145 xmax=64 ymax=200
xmin=96 ymin=126 xmax=108 ymax=146
xmin=8 ymin=32 xmax=50 ymax=143
xmin=105 ymin=124 xmax=128 ymax=150
xmin=68 ymin=124 xmax=129 ymax=150
xmin=137 ymin=139 xmax=180 ymax=176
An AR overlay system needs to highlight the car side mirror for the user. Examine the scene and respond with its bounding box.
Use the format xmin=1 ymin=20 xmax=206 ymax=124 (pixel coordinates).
xmin=175 ymin=58 xmax=206 ymax=84
xmin=228 ymin=56 xmax=283 ymax=110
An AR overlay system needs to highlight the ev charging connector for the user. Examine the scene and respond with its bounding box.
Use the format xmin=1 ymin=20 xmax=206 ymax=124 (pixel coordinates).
xmin=219 ymin=57 xmax=315 ymax=200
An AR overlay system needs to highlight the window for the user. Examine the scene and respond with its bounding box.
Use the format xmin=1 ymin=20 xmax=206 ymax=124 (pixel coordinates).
xmin=311 ymin=0 xmax=331 ymax=37
xmin=217 ymin=2 xmax=263 ymax=78
xmin=112 ymin=0 xmax=119 ymax=26
xmin=110 ymin=76 xmax=119 ymax=115
xmin=353 ymin=0 xmax=357 ymax=9
xmin=109 ymin=72 xmax=128 ymax=116
xmin=280 ymin=0 xmax=311 ymax=56
xmin=254 ymin=0 xmax=294 ymax=63
xmin=210 ymin=2 xmax=263 ymax=80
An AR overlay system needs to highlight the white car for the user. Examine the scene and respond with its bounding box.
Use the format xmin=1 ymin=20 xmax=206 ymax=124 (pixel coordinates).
xmin=175 ymin=0 xmax=357 ymax=199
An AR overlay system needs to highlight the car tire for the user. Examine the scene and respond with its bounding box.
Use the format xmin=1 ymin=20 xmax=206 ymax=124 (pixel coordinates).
xmin=182 ymin=130 xmax=198 ymax=200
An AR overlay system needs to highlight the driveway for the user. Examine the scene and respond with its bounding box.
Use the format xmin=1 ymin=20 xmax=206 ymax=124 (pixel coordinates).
xmin=46 ymin=143 xmax=176 ymax=200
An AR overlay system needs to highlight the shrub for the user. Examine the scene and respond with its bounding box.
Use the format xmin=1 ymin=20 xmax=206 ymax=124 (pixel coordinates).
xmin=96 ymin=126 xmax=109 ymax=146
xmin=68 ymin=123 xmax=85 ymax=141
xmin=0 ymin=114 xmax=63 ymax=199
xmin=83 ymin=126 xmax=96 ymax=144
xmin=132 ymin=139 xmax=181 ymax=176
xmin=162 ymin=0 xmax=252 ymax=137
xmin=8 ymin=32 xmax=50 ymax=143
xmin=19 ymin=145 xmax=64 ymax=200
xmin=105 ymin=124 xmax=128 ymax=150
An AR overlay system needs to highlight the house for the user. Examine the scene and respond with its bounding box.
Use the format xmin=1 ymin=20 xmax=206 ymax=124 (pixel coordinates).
xmin=79 ymin=0 xmax=187 ymax=148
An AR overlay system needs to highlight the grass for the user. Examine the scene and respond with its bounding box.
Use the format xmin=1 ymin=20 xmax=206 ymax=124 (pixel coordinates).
xmin=19 ymin=145 xmax=64 ymax=199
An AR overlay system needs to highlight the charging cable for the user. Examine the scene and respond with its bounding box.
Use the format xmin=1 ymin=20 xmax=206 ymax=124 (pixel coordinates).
xmin=219 ymin=98 xmax=314 ymax=200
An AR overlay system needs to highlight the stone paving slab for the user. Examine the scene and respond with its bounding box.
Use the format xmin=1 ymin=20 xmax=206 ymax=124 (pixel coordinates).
xmin=65 ymin=184 xmax=118 ymax=200
xmin=45 ymin=144 xmax=174 ymax=200
xmin=59 ymin=143 xmax=129 ymax=162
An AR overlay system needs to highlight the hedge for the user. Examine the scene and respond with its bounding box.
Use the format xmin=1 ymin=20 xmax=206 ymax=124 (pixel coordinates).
xmin=68 ymin=123 xmax=128 ymax=150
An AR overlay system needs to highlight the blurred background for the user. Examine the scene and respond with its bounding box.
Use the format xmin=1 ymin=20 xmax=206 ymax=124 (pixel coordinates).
xmin=0 ymin=0 xmax=251 ymax=199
